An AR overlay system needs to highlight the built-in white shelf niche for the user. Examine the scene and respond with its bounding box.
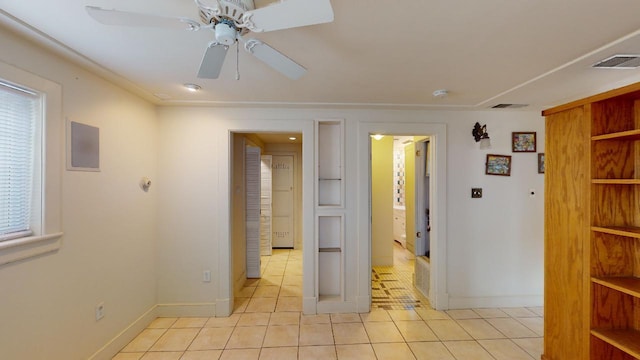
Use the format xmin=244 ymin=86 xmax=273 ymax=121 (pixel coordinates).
xmin=315 ymin=119 xmax=345 ymax=305
xmin=317 ymin=120 xmax=344 ymax=207
xmin=317 ymin=214 xmax=343 ymax=300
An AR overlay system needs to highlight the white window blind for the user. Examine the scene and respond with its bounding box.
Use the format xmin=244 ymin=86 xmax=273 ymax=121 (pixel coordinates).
xmin=0 ymin=81 xmax=38 ymax=241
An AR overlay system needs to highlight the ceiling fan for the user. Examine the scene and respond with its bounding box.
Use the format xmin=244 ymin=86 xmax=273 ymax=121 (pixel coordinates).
xmin=86 ymin=0 xmax=334 ymax=80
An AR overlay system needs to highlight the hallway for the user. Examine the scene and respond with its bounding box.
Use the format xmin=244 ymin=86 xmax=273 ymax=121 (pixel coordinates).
xmin=113 ymin=247 xmax=543 ymax=359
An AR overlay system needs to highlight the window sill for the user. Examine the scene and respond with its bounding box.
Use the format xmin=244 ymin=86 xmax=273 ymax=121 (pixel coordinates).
xmin=0 ymin=232 xmax=63 ymax=266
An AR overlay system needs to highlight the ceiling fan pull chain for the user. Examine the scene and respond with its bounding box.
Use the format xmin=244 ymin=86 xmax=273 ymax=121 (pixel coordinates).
xmin=236 ymin=40 xmax=240 ymax=80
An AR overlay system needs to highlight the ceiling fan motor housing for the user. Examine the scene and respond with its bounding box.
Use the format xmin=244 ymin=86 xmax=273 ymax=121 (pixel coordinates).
xmin=215 ymin=21 xmax=237 ymax=45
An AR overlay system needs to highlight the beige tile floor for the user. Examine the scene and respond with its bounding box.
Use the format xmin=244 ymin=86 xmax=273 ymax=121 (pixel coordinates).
xmin=113 ymin=248 xmax=543 ymax=360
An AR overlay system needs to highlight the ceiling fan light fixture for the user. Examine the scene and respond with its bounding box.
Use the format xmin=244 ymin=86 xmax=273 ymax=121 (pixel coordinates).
xmin=215 ymin=21 xmax=237 ymax=46
xmin=183 ymin=83 xmax=202 ymax=92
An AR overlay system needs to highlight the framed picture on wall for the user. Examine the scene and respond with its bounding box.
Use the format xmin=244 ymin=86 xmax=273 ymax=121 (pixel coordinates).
xmin=512 ymin=132 xmax=536 ymax=152
xmin=486 ymin=154 xmax=512 ymax=176
xmin=538 ymin=153 xmax=545 ymax=174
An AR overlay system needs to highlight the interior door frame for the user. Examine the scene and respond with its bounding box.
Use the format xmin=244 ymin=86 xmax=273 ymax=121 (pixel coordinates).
xmin=357 ymin=122 xmax=448 ymax=311
xmin=218 ymin=122 xmax=314 ymax=316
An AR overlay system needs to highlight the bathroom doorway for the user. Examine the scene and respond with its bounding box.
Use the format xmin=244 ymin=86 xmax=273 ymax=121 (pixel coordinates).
xmin=370 ymin=135 xmax=432 ymax=309
xmin=357 ymin=120 xmax=448 ymax=311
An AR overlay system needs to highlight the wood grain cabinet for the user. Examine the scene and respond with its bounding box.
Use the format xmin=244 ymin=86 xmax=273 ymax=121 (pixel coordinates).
xmin=543 ymin=83 xmax=640 ymax=360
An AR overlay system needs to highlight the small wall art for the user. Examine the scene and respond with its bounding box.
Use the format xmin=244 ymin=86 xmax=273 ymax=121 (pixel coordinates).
xmin=538 ymin=153 xmax=545 ymax=174
xmin=512 ymin=132 xmax=536 ymax=152
xmin=486 ymin=154 xmax=512 ymax=176
xmin=67 ymin=119 xmax=100 ymax=171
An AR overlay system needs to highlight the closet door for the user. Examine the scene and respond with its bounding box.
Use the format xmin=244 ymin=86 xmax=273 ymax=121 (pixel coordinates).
xmin=260 ymin=155 xmax=273 ymax=256
xmin=245 ymin=146 xmax=261 ymax=278
xmin=272 ymin=155 xmax=295 ymax=248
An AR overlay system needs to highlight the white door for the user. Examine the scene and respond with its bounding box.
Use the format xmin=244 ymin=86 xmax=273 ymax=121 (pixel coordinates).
xmin=245 ymin=146 xmax=261 ymax=278
xmin=260 ymin=155 xmax=273 ymax=256
xmin=272 ymin=155 xmax=294 ymax=248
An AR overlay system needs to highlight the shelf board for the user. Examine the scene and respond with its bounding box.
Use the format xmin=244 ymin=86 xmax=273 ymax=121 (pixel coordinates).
xmin=592 ymin=277 xmax=640 ymax=298
xmin=592 ymin=179 xmax=640 ymax=185
xmin=592 ymin=129 xmax=640 ymax=141
xmin=319 ymin=247 xmax=341 ymax=252
xmin=591 ymin=226 xmax=640 ymax=239
xmin=591 ymin=328 xmax=640 ymax=359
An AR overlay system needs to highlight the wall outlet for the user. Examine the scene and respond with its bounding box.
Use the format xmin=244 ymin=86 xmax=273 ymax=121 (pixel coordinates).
xmin=95 ymin=302 xmax=105 ymax=321
xmin=471 ymin=188 xmax=482 ymax=198
xmin=203 ymin=270 xmax=211 ymax=283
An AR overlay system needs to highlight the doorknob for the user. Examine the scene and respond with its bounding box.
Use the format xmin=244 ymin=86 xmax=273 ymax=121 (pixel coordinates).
xmin=416 ymin=232 xmax=422 ymax=238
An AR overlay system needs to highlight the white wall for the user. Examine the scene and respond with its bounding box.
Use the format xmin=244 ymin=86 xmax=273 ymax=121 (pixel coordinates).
xmin=446 ymin=113 xmax=545 ymax=308
xmin=0 ymin=26 xmax=158 ymax=359
xmin=157 ymin=107 xmax=545 ymax=311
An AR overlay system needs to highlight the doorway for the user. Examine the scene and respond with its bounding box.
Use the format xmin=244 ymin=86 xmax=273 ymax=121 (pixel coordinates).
xmin=229 ymin=131 xmax=304 ymax=308
xmin=371 ymin=135 xmax=432 ymax=309
xmin=355 ymin=122 xmax=447 ymax=311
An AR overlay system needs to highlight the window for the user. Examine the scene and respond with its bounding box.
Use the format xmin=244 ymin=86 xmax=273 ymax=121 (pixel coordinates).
xmin=0 ymin=60 xmax=62 ymax=266
xmin=0 ymin=81 xmax=40 ymax=242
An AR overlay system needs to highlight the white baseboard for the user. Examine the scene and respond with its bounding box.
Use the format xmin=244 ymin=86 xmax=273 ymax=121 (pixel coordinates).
xmin=356 ymin=295 xmax=371 ymax=313
xmin=156 ymin=302 xmax=217 ymax=317
xmin=90 ymin=302 xmax=218 ymax=360
xmin=447 ymin=295 xmax=543 ymax=309
xmin=316 ymin=300 xmax=358 ymax=314
xmin=215 ymin=298 xmax=232 ymax=317
xmin=88 ymin=305 xmax=158 ymax=360
xmin=302 ymin=296 xmax=317 ymax=315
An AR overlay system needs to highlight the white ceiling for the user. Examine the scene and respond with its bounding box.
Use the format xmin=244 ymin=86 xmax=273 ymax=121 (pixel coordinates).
xmin=3 ymin=0 xmax=640 ymax=111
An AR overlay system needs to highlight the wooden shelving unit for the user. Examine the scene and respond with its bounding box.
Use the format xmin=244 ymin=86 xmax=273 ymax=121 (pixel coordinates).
xmin=589 ymin=95 xmax=640 ymax=360
xmin=591 ymin=329 xmax=640 ymax=359
xmin=543 ymin=82 xmax=640 ymax=360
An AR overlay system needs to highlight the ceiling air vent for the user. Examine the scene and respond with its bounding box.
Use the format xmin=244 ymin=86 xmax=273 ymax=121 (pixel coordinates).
xmin=491 ymin=104 xmax=528 ymax=109
xmin=593 ymin=55 xmax=640 ymax=69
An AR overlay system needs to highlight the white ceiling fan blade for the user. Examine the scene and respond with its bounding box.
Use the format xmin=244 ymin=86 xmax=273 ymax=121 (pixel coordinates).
xmin=85 ymin=6 xmax=201 ymax=31
xmin=243 ymin=38 xmax=306 ymax=80
xmin=198 ymin=43 xmax=229 ymax=79
xmin=242 ymin=0 xmax=334 ymax=32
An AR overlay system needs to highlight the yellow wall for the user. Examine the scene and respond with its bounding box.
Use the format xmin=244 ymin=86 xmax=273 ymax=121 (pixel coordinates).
xmin=371 ymin=136 xmax=394 ymax=266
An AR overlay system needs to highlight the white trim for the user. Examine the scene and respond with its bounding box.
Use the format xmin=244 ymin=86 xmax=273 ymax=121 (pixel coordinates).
xmin=88 ymin=305 xmax=158 ymax=360
xmin=155 ymin=303 xmax=217 ymax=317
xmin=357 ymin=122 xmax=449 ymax=310
xmin=303 ymin=296 xmax=317 ymax=315
xmin=220 ymin=120 xmax=315 ymax=314
xmin=448 ymin=295 xmax=543 ymax=310
xmin=0 ymin=232 xmax=63 ymax=266
xmin=0 ymin=230 xmax=33 ymax=242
